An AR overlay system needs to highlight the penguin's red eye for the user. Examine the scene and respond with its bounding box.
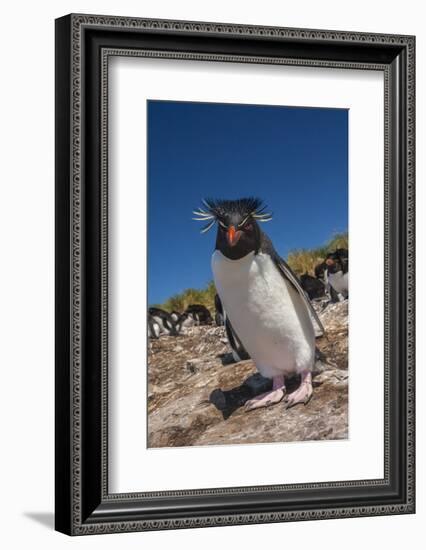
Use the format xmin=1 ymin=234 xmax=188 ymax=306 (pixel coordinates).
xmin=244 ymin=223 xmax=252 ymax=231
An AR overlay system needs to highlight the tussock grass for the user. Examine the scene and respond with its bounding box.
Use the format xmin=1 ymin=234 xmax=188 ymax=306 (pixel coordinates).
xmin=152 ymin=232 xmax=348 ymax=311
xmin=152 ymin=281 xmax=216 ymax=313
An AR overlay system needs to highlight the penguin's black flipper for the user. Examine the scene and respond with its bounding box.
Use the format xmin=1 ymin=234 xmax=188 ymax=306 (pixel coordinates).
xmin=224 ymin=314 xmax=250 ymax=362
xmin=329 ymin=284 xmax=340 ymax=303
xmin=276 ymin=257 xmax=325 ymax=336
xmin=260 ymin=233 xmax=326 ymax=337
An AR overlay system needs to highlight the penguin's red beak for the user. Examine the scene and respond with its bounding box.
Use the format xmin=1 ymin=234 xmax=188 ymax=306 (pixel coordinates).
xmin=325 ymin=258 xmax=334 ymax=266
xmin=227 ymin=225 xmax=242 ymax=247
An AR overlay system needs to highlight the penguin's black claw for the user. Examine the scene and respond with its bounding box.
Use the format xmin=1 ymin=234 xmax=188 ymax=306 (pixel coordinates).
xmin=304 ymin=393 xmax=313 ymax=406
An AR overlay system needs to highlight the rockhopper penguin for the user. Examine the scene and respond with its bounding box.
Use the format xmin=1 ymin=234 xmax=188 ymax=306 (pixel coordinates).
xmin=194 ymin=198 xmax=324 ymax=410
xmin=325 ymin=249 xmax=349 ymax=300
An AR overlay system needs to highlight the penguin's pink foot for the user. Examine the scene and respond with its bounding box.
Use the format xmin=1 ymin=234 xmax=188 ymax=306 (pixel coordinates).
xmin=244 ymin=389 xmax=285 ymax=411
xmin=284 ymin=370 xmax=313 ymax=409
xmin=244 ymin=375 xmax=285 ymax=411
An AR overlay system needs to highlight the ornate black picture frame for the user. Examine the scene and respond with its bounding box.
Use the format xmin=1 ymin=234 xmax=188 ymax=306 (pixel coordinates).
xmin=55 ymin=14 xmax=415 ymax=535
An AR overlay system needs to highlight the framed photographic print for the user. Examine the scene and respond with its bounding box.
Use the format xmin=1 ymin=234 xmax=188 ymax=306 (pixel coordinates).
xmin=55 ymin=14 xmax=415 ymax=535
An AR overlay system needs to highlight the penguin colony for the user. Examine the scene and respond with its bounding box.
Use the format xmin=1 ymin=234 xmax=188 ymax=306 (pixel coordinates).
xmin=147 ymin=304 xmax=212 ymax=339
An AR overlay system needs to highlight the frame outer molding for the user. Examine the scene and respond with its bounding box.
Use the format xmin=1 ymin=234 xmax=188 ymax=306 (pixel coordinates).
xmin=55 ymin=13 xmax=415 ymax=535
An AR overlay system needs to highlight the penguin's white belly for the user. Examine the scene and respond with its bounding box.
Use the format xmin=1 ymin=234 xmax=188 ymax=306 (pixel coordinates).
xmin=212 ymin=250 xmax=315 ymax=378
xmin=181 ymin=317 xmax=194 ymax=329
xmin=328 ymin=271 xmax=348 ymax=295
xmin=152 ymin=316 xmax=169 ymax=334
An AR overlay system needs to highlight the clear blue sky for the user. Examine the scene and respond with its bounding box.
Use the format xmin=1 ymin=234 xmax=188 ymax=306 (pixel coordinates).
xmin=148 ymin=100 xmax=348 ymax=306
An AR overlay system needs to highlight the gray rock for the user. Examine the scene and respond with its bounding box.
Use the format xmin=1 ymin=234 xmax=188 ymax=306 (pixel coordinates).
xmin=186 ymin=358 xmax=216 ymax=374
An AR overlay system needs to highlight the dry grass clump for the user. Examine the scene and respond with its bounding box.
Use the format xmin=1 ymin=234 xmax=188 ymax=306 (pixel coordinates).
xmin=153 ymin=281 xmax=216 ymax=313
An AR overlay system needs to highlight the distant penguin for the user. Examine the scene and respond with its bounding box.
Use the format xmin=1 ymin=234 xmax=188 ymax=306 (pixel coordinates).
xmin=147 ymin=314 xmax=161 ymax=339
xmin=194 ymin=197 xmax=325 ymax=410
xmin=185 ymin=304 xmax=213 ymax=326
xmin=170 ymin=311 xmax=180 ymax=323
xmin=148 ymin=307 xmax=179 ymax=336
xmin=175 ymin=311 xmax=195 ymax=333
xmin=337 ymin=248 xmax=349 ymax=278
xmin=325 ymin=249 xmax=349 ymax=300
xmin=314 ymin=260 xmax=339 ymax=303
xmin=300 ymin=272 xmax=326 ymax=300
xmin=314 ymin=261 xmax=327 ymax=281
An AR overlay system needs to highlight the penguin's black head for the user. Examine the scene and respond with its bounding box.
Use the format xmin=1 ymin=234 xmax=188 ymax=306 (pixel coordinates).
xmin=314 ymin=261 xmax=327 ymax=280
xmin=193 ymin=197 xmax=272 ymax=260
xmin=325 ymin=250 xmax=346 ymax=275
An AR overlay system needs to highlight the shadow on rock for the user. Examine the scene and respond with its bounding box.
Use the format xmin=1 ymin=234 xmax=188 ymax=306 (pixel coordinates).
xmin=209 ymin=371 xmax=324 ymax=419
xmin=209 ymin=373 xmax=273 ymax=419
xmin=218 ymin=352 xmax=237 ymax=366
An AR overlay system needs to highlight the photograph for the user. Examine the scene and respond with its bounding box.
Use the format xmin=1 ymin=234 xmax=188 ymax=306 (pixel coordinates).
xmin=147 ymin=100 xmax=349 ymax=448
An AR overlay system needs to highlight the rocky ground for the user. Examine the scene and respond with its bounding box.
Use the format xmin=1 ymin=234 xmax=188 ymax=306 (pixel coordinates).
xmin=148 ymin=299 xmax=348 ymax=448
